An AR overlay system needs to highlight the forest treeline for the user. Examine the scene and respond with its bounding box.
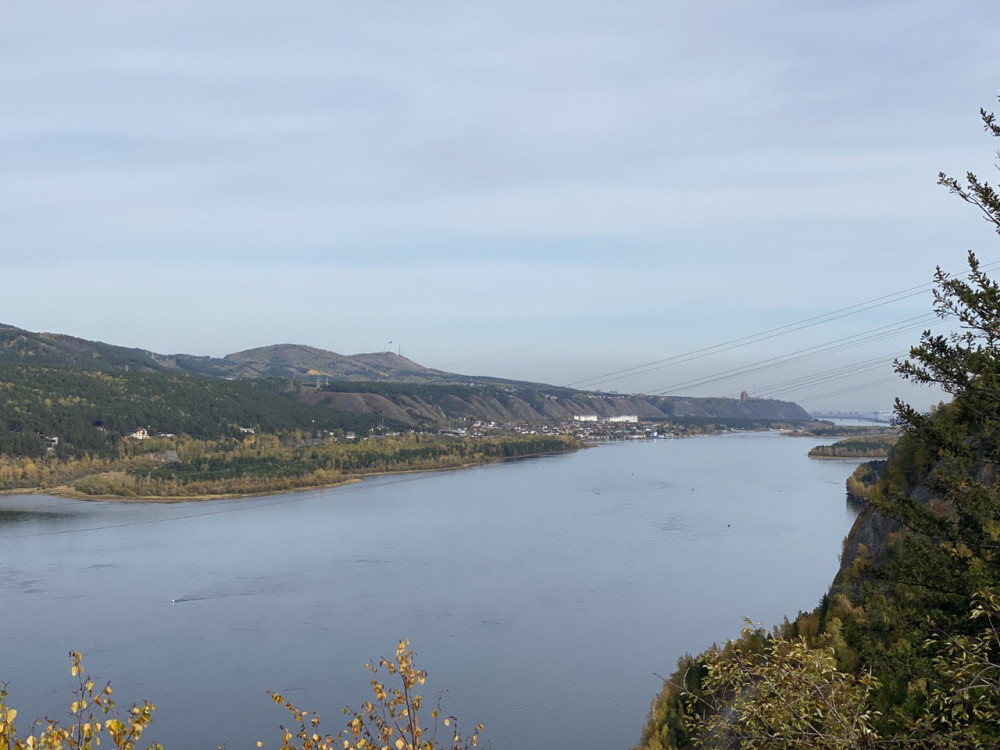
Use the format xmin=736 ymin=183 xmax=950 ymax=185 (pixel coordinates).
xmin=0 ymin=431 xmax=579 ymax=499
xmin=807 ymin=433 xmax=899 ymax=459
xmin=786 ymin=423 xmax=892 ymax=438
xmin=0 ymin=363 xmax=381 ymax=459
xmin=844 ymin=459 xmax=887 ymax=504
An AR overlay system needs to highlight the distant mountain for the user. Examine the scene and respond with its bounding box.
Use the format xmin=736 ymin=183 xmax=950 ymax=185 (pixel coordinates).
xmin=217 ymin=345 xmax=445 ymax=382
xmin=0 ymin=325 xmax=500 ymax=385
xmin=303 ymin=382 xmax=812 ymax=426
xmin=0 ymin=323 xmax=812 ymax=427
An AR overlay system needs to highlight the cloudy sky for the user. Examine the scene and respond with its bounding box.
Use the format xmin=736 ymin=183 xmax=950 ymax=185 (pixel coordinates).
xmin=3 ymin=1 xmax=998 ymax=411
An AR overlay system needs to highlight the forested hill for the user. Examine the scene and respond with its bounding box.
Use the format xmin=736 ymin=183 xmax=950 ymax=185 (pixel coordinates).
xmin=0 ymin=324 xmax=523 ymax=386
xmin=0 ymin=324 xmax=811 ymax=458
xmin=0 ymin=360 xmax=810 ymax=458
xmin=0 ymin=324 xmax=172 ymax=373
xmin=0 ymin=363 xmax=378 ymax=458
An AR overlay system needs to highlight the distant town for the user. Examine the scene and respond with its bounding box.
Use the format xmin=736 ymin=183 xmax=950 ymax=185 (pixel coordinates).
xmin=443 ymin=415 xmax=750 ymax=442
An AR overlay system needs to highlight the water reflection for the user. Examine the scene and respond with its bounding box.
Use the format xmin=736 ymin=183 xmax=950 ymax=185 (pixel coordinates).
xmin=0 ymin=495 xmax=88 ymax=532
xmin=0 ymin=434 xmax=861 ymax=750
xmin=0 ymin=508 xmax=76 ymax=525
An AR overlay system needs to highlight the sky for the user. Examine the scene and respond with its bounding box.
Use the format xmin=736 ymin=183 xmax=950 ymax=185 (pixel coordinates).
xmin=2 ymin=1 xmax=999 ymax=412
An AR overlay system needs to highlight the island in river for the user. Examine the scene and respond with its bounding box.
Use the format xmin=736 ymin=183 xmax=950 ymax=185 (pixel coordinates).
xmin=807 ymin=431 xmax=899 ymax=459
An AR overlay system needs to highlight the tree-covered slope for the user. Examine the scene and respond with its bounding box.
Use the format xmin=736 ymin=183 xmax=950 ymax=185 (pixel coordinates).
xmin=0 ymin=363 xmax=377 ymax=458
xmin=636 ymin=105 xmax=1000 ymax=750
xmin=0 ymin=325 xmax=529 ymax=385
xmin=0 ymin=325 xmax=169 ymax=373
xmin=0 ymin=324 xmax=812 ymax=430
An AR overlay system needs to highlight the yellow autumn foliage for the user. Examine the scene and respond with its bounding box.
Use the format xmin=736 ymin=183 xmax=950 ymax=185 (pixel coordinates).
xmin=0 ymin=644 xmax=482 ymax=750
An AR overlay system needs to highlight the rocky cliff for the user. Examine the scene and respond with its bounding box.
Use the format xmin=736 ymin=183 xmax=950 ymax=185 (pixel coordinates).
xmin=302 ymin=385 xmax=811 ymax=426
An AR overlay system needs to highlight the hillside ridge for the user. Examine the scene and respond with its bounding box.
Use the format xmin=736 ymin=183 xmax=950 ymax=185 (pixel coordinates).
xmin=0 ymin=323 xmax=811 ymax=428
xmin=0 ymin=324 xmax=490 ymax=385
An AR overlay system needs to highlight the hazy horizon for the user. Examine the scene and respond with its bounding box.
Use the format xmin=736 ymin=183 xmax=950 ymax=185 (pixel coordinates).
xmin=4 ymin=1 xmax=997 ymax=412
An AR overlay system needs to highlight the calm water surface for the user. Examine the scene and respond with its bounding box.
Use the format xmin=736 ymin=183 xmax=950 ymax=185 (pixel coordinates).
xmin=0 ymin=433 xmax=860 ymax=749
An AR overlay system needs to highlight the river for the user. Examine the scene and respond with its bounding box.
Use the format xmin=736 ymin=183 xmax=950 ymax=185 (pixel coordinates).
xmin=0 ymin=432 xmax=861 ymax=749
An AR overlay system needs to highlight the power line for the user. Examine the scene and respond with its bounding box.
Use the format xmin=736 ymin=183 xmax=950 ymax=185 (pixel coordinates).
xmin=792 ymin=375 xmax=903 ymax=404
xmin=649 ymin=314 xmax=936 ymax=395
xmin=748 ymin=354 xmax=903 ymax=400
xmin=565 ymin=286 xmax=932 ymax=389
xmin=566 ymin=260 xmax=1000 ymax=392
xmin=731 ymin=353 xmax=897 ymax=398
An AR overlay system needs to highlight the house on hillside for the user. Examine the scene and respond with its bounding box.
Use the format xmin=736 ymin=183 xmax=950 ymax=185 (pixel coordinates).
xmin=128 ymin=427 xmax=149 ymax=440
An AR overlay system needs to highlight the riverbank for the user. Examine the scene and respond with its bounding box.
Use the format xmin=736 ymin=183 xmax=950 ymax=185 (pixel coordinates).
xmin=0 ymin=434 xmax=584 ymax=502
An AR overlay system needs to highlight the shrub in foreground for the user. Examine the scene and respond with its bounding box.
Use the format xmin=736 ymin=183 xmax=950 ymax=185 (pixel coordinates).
xmin=0 ymin=642 xmax=481 ymax=750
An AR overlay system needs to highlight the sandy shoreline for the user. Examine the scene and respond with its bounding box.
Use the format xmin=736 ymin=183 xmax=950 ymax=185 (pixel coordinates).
xmin=0 ymin=447 xmax=583 ymax=504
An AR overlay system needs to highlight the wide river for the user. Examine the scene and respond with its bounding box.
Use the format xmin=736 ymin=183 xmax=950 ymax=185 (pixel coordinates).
xmin=0 ymin=432 xmax=861 ymax=749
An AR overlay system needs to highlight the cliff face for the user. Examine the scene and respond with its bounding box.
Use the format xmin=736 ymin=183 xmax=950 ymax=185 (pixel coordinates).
xmin=302 ymin=388 xmax=810 ymax=426
xmin=833 ymin=454 xmax=1000 ymax=594
xmin=834 ymin=502 xmax=902 ymax=591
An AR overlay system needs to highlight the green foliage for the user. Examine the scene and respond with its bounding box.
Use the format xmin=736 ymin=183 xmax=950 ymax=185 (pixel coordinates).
xmin=825 ymin=247 xmax=1000 ymax=736
xmin=0 ymin=326 xmax=168 ymax=374
xmin=637 ymin=655 xmax=708 ymax=750
xmin=0 ymin=431 xmax=579 ymax=498
xmin=808 ymin=434 xmax=899 ymax=459
xmin=912 ymin=589 xmax=1000 ymax=747
xmin=656 ymin=416 xmax=799 ymax=432
xmin=790 ymin=424 xmax=896 ymax=438
xmin=637 ymin=595 xmax=1000 ymax=749
xmin=120 ymin=433 xmax=578 ymax=498
xmin=693 ymin=623 xmax=881 ymax=749
xmin=845 ymin=460 xmax=888 ymax=504
xmin=0 ymin=363 xmax=379 ymax=459
xmin=637 ymin=101 xmax=1000 ymax=749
